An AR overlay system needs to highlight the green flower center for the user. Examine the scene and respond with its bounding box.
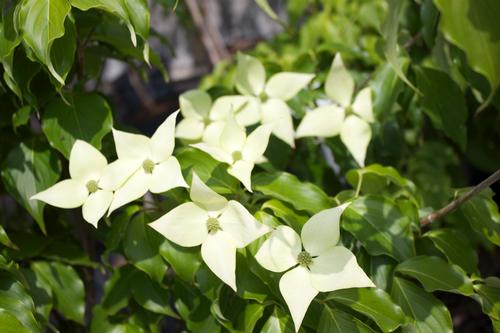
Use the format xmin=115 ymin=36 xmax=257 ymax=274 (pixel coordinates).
xmin=86 ymin=180 xmax=99 ymax=194
xmin=345 ymin=105 xmax=353 ymax=115
xmin=142 ymin=159 xmax=155 ymax=174
xmin=232 ymin=151 xmax=242 ymax=162
xmin=259 ymin=92 xmax=268 ymax=102
xmin=206 ymin=217 xmax=221 ymax=234
xmin=297 ymin=251 xmax=313 ymax=267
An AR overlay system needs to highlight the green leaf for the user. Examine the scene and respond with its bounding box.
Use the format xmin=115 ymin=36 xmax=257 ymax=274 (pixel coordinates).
xmin=415 ymin=67 xmax=467 ymax=150
xmin=423 ymin=228 xmax=478 ymax=273
xmin=342 ymin=195 xmax=415 ymax=262
xmin=100 ymin=266 xmax=136 ymax=315
xmin=391 ymin=277 xmax=453 ymax=333
xmin=261 ymin=199 xmax=308 ymax=232
xmin=383 ymin=0 xmax=419 ymax=92
xmin=396 ymin=256 xmax=474 ymax=296
xmin=235 ymin=252 xmax=271 ymax=303
xmin=474 ymin=277 xmax=500 ymax=320
xmin=17 ymin=0 xmax=72 ymax=84
xmin=130 ymin=271 xmax=177 ymax=317
xmin=159 ymin=238 xmax=202 ymax=282
xmin=253 ymin=171 xmax=332 ymax=213
xmin=0 ymin=271 xmax=41 ymax=332
xmin=1 ymin=140 xmax=61 ymax=233
xmin=12 ymin=106 xmax=32 ymax=132
xmin=326 ymin=287 xmax=406 ymax=332
xmin=0 ymin=225 xmax=16 ymax=250
xmin=433 ymin=0 xmax=500 ymax=110
xmin=20 ymin=268 xmax=53 ymax=321
xmin=261 ymin=307 xmax=294 ymax=333
xmin=124 ymin=213 xmax=166 ymax=282
xmin=459 ymin=188 xmax=500 ymax=246
xmin=346 ymin=164 xmax=414 ymax=195
xmin=31 ymin=261 xmax=85 ymax=324
xmin=0 ymin=311 xmax=31 ymax=333
xmin=318 ymin=306 xmax=377 ymax=333
xmin=255 ymin=0 xmax=279 ymax=20
xmin=42 ymin=93 xmax=113 ymax=158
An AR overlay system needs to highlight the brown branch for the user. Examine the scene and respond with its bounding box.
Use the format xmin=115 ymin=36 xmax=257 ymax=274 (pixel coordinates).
xmin=420 ymin=169 xmax=500 ymax=226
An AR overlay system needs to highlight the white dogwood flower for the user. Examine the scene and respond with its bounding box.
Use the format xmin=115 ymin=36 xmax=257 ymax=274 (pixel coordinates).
xmin=176 ymin=89 xmax=260 ymax=145
xmin=235 ymin=53 xmax=314 ymax=147
xmin=31 ymin=140 xmax=113 ymax=227
xmin=296 ymin=53 xmax=374 ymax=166
xmin=105 ymin=111 xmax=188 ymax=214
xmin=255 ymin=204 xmax=375 ymax=331
xmin=149 ymin=172 xmax=271 ymax=290
xmin=191 ymin=116 xmax=273 ymax=192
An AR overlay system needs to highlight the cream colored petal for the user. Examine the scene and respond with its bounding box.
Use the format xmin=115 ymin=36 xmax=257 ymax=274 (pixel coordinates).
xmin=82 ymin=190 xmax=113 ymax=228
xmin=179 ymin=89 xmax=211 ymax=119
xmin=149 ymin=202 xmax=209 ymax=247
xmin=210 ymin=95 xmax=260 ymax=126
xmin=301 ymin=203 xmax=350 ymax=256
xmin=31 ymin=179 xmax=88 ymax=209
xmin=227 ymin=160 xmax=254 ymax=192
xmin=98 ymin=159 xmax=141 ymax=191
xmin=242 ymin=124 xmax=273 ymax=162
xmin=202 ymin=121 xmax=225 ymax=146
xmin=149 ymin=156 xmax=188 ymax=193
xmin=112 ymin=128 xmax=151 ymax=160
xmin=150 ymin=110 xmax=178 ymax=163
xmin=108 ymin=169 xmax=150 ymax=215
xmin=325 ymin=54 xmax=354 ymax=108
xmin=175 ymin=118 xmax=204 ymax=141
xmin=190 ymin=172 xmax=227 ymax=212
xmin=190 ymin=143 xmax=232 ymax=164
xmin=261 ymin=98 xmax=295 ymax=147
xmin=340 ymin=115 xmax=372 ymax=167
xmin=309 ymin=246 xmax=375 ymax=292
xmin=219 ymin=116 xmax=246 ymax=154
xmin=295 ymin=105 xmax=345 ymax=138
xmin=351 ymin=87 xmax=374 ymax=123
xmin=279 ymin=266 xmax=319 ymax=332
xmin=201 ymin=231 xmax=238 ymax=291
xmin=69 ymin=140 xmax=107 ymax=182
xmin=235 ymin=53 xmax=265 ymax=96
xmin=218 ymin=200 xmax=272 ymax=248
xmin=255 ymin=226 xmax=301 ymax=273
xmin=265 ymin=72 xmax=314 ymax=101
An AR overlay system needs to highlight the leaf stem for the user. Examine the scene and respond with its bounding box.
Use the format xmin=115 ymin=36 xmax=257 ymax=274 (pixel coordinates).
xmin=420 ymin=169 xmax=500 ymax=226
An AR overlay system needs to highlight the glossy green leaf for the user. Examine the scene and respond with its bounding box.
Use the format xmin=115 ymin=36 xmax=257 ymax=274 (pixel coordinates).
xmin=318 ymin=306 xmax=377 ymax=333
xmin=253 ymin=171 xmax=332 ymax=213
xmin=11 ymin=106 xmax=31 ymax=132
xmin=0 ymin=311 xmax=31 ymax=333
xmin=346 ymin=164 xmax=413 ymax=195
xmin=391 ymin=277 xmax=453 ymax=333
xmin=261 ymin=307 xmax=294 ymax=333
xmin=100 ymin=266 xmax=136 ymax=315
xmin=0 ymin=225 xmax=16 ymax=249
xmin=326 ymin=287 xmax=406 ymax=332
xmin=423 ymin=228 xmax=478 ymax=273
xmin=1 ymin=140 xmax=61 ymax=233
xmin=31 ymin=261 xmax=85 ymax=324
xmin=124 ymin=213 xmax=166 ymax=282
xmin=396 ymin=256 xmax=474 ymax=296
xmin=474 ymin=277 xmax=500 ymax=320
xmin=415 ymin=67 xmax=467 ymax=150
xmin=433 ymin=0 xmax=500 ymax=110
xmin=159 ymin=238 xmax=202 ymax=282
xmin=130 ymin=271 xmax=177 ymax=317
xmin=42 ymin=93 xmax=113 ymax=158
xmin=342 ymin=195 xmax=415 ymax=262
xmin=20 ymin=268 xmax=53 ymax=321
xmin=17 ymin=0 xmax=72 ymax=84
xmin=0 ymin=7 xmax=22 ymax=97
xmin=261 ymin=199 xmax=308 ymax=232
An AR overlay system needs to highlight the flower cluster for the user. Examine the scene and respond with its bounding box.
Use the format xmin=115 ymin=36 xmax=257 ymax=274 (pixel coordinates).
xmin=31 ymin=53 xmax=375 ymax=331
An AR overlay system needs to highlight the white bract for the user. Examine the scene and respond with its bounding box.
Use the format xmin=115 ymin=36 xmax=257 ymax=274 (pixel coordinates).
xmin=105 ymin=111 xmax=188 ymax=215
xmin=296 ymin=53 xmax=374 ymax=166
xmin=235 ymin=53 xmax=314 ymax=147
xmin=191 ymin=116 xmax=273 ymax=192
xmin=175 ymin=89 xmax=260 ymax=145
xmin=149 ymin=172 xmax=271 ymax=290
xmin=255 ymin=204 xmax=375 ymax=331
xmin=31 ymin=140 xmax=113 ymax=227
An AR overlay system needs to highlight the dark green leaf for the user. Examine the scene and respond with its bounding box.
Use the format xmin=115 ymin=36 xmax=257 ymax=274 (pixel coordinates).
xmin=342 ymin=195 xmax=415 ymax=262
xmin=100 ymin=266 xmax=136 ymax=315
xmin=346 ymin=164 xmax=414 ymax=195
xmin=326 ymin=287 xmax=406 ymax=332
xmin=159 ymin=238 xmax=202 ymax=282
xmin=391 ymin=277 xmax=452 ymax=333
xmin=423 ymin=228 xmax=478 ymax=273
xmin=371 ymin=63 xmax=405 ymax=119
xmin=318 ymin=306 xmax=377 ymax=333
xmin=261 ymin=199 xmax=308 ymax=232
xmin=0 ymin=225 xmax=16 ymax=249
xmin=261 ymin=307 xmax=294 ymax=333
xmin=415 ymin=67 xmax=467 ymax=150
xmin=130 ymin=271 xmax=177 ymax=317
xmin=396 ymin=256 xmax=474 ymax=295
xmin=11 ymin=106 xmax=32 ymax=132
xmin=1 ymin=140 xmax=61 ymax=233
xmin=42 ymin=93 xmax=113 ymax=158
xmin=474 ymin=277 xmax=500 ymax=320
xmin=253 ymin=172 xmax=331 ymax=213
xmin=20 ymin=268 xmax=53 ymax=321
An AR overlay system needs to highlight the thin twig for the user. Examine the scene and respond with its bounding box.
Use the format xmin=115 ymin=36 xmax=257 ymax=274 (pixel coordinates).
xmin=420 ymin=169 xmax=500 ymax=226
